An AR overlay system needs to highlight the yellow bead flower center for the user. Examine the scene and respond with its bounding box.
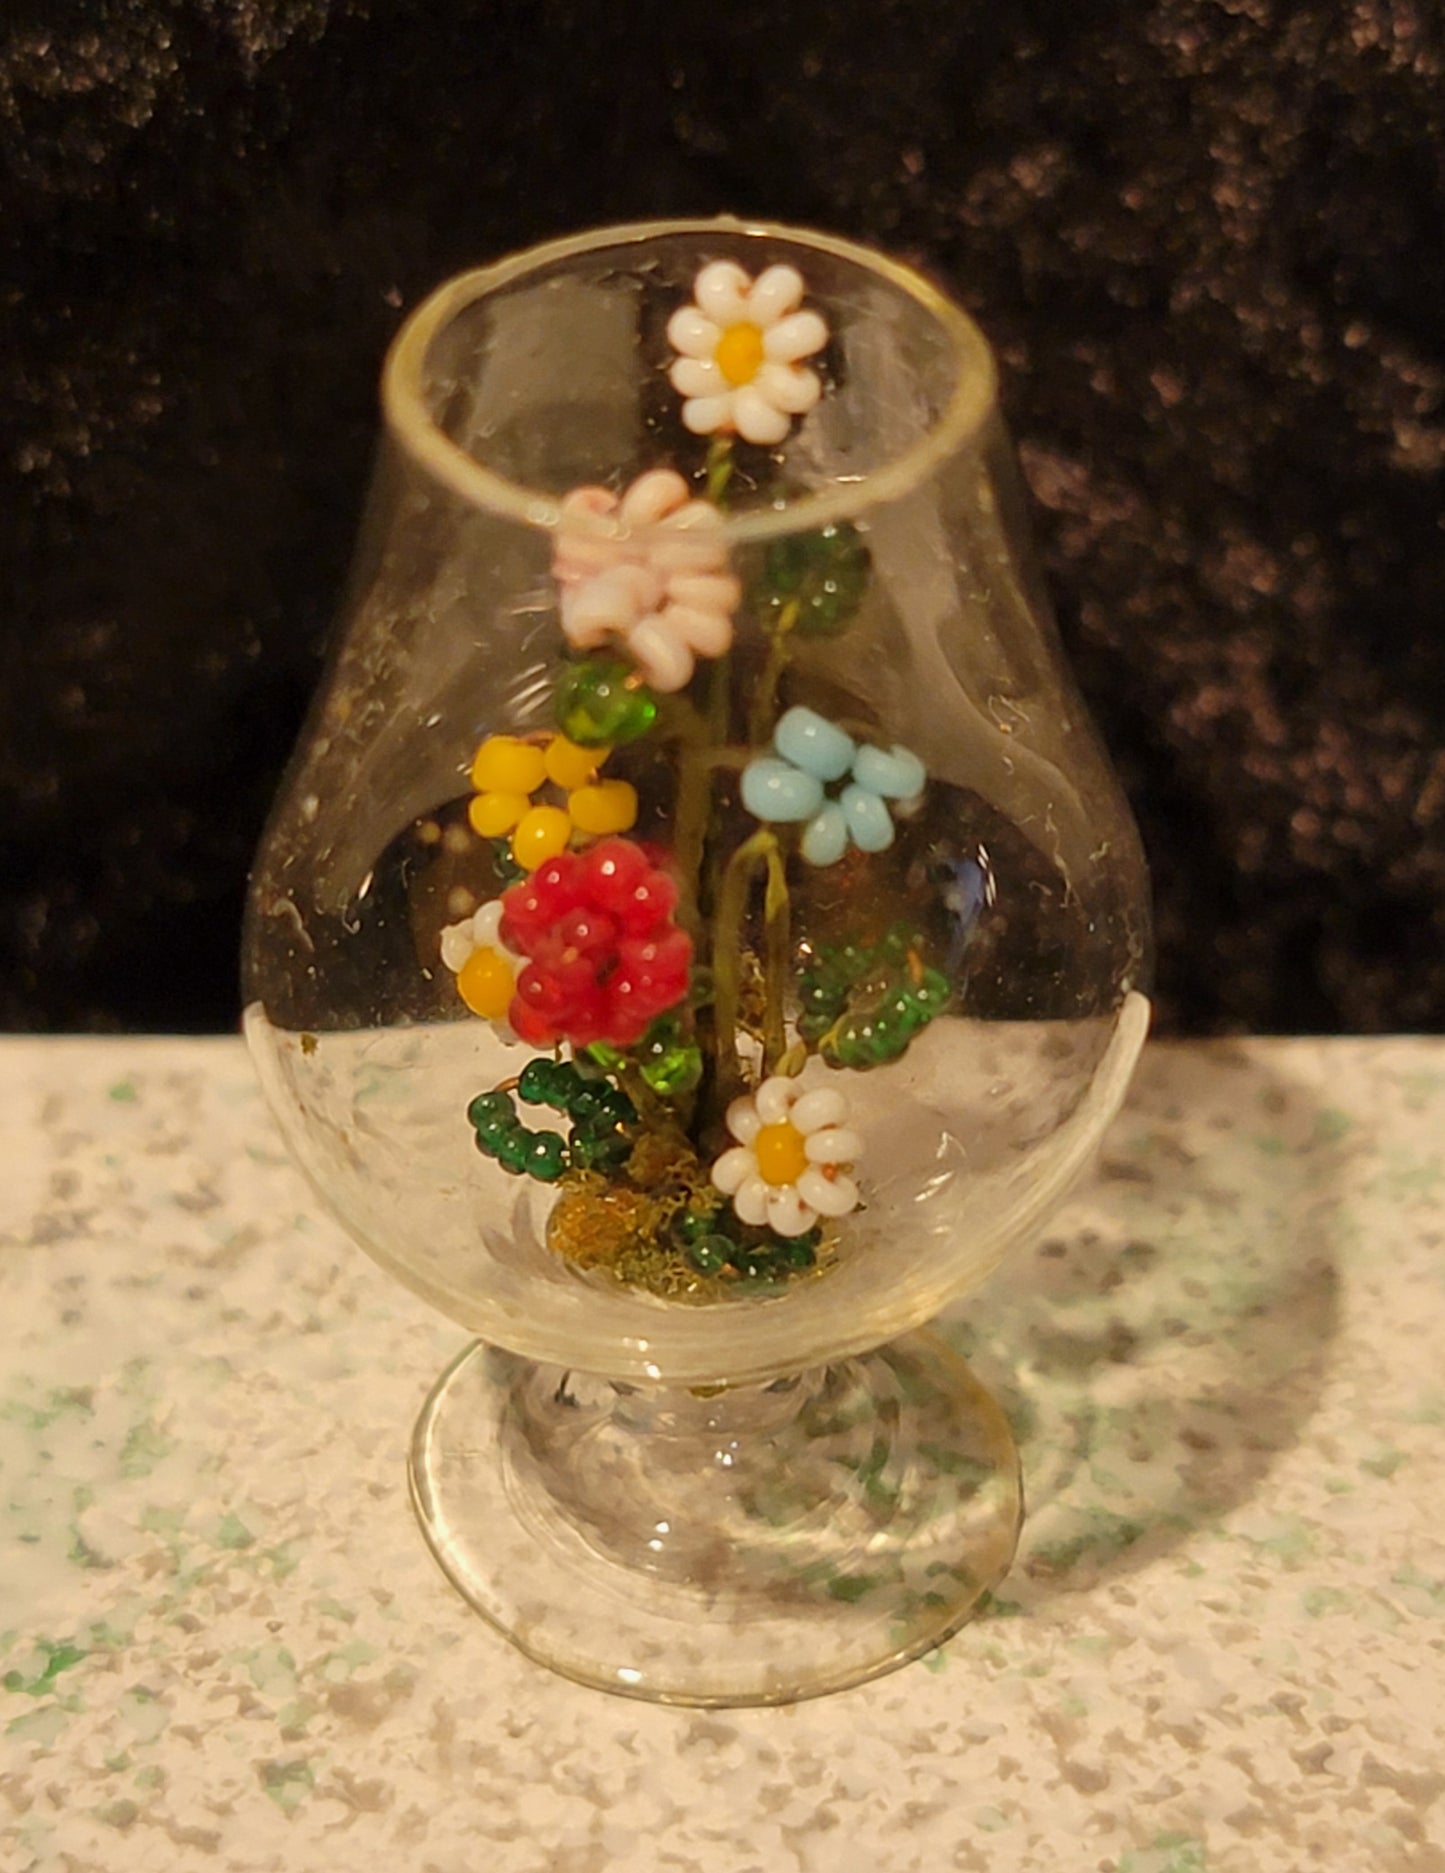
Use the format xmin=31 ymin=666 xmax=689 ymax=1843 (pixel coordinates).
xmin=716 ymin=322 xmax=765 ymax=387
xmin=457 ymin=946 xmax=514 ymax=1020
xmin=753 ymin=1120 xmax=809 ymax=1187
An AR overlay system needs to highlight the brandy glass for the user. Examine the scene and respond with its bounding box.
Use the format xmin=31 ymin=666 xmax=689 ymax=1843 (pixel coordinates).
xmin=243 ymin=220 xmax=1150 ymax=1705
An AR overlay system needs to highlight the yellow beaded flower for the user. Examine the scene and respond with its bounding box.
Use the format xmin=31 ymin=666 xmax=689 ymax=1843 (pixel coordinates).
xmin=467 ymin=733 xmax=638 ymax=871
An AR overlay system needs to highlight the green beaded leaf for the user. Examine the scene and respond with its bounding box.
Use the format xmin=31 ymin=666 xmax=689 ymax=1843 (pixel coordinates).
xmin=516 ymin=1057 xmax=575 ymax=1108
xmin=586 ymin=1014 xmax=702 ymax=1102
xmin=760 ymin=523 xmax=871 ymax=639
xmin=554 ymin=658 xmax=658 ymax=747
xmin=635 ymin=1012 xmax=703 ymax=1096
xmin=466 ymin=1090 xmax=516 ymax=1129
xmin=796 ymin=925 xmax=955 ymax=1070
xmin=467 ymin=1061 xmax=636 ymax=1182
xmin=524 ymin=1133 xmax=569 ymax=1182
xmin=684 ymin=1235 xmax=733 ymax=1274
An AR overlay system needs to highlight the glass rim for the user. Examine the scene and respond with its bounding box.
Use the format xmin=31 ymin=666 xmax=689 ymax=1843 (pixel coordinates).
xmin=380 ymin=216 xmax=998 ymax=547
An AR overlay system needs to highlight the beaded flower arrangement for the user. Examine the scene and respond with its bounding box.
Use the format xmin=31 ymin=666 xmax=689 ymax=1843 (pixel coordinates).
xmin=439 ymin=260 xmax=990 ymax=1298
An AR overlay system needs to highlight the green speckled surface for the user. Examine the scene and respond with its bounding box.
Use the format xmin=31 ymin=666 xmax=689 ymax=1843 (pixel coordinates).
xmin=2 ymin=1037 xmax=1442 ymax=1871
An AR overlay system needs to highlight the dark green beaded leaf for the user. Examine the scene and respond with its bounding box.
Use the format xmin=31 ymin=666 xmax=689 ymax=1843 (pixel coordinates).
xmin=592 ymin=1085 xmax=637 ymax=1124
xmin=473 ymin=1114 xmax=522 ymax=1149
xmin=732 ymin=1246 xmax=779 ymax=1279
xmin=517 ymin=1058 xmax=566 ymax=1106
xmin=493 ymin=1132 xmax=533 ymax=1175
xmin=773 ymin=1232 xmax=819 ymax=1269
xmin=762 ymin=524 xmax=871 ymax=638
xmin=671 ymin=1202 xmax=727 ymax=1247
xmin=685 ymin=1235 xmax=732 ymax=1274
xmin=565 ymin=1083 xmax=611 ymax=1123
xmin=467 ymin=1090 xmax=515 ymax=1129
xmin=798 ymin=976 xmax=844 ymax=1028
xmin=524 ymin=1133 xmax=569 ymax=1182
xmin=564 ymin=1134 xmax=605 ymax=1171
xmin=567 ymin=1128 xmax=632 ymax=1172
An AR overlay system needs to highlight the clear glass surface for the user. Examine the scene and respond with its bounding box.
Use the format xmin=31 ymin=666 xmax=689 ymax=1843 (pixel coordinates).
xmin=243 ymin=220 xmax=1151 ymax=1702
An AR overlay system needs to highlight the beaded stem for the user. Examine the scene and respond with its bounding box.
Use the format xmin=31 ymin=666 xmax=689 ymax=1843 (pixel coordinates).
xmin=704 ymin=434 xmax=735 ymax=506
xmin=747 ymin=598 xmax=801 ymax=749
xmin=658 ymin=695 xmax=715 ymax=939
xmin=761 ymin=837 xmax=791 ymax=1074
xmin=709 ymin=827 xmax=777 ymax=1105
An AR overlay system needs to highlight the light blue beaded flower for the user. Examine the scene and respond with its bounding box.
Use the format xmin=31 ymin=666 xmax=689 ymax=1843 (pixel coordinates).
xmin=740 ymin=706 xmax=926 ymax=866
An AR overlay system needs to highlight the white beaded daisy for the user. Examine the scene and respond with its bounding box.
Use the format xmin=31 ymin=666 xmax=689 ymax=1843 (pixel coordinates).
xmin=439 ymin=899 xmax=524 ymax=1036
xmin=667 ymin=262 xmax=828 ymax=446
xmin=711 ymin=1076 xmax=862 ymax=1239
xmin=553 ymin=469 xmax=741 ymax=693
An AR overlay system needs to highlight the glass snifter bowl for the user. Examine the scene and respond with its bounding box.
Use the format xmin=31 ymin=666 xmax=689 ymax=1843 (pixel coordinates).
xmin=243 ymin=219 xmax=1151 ymax=1706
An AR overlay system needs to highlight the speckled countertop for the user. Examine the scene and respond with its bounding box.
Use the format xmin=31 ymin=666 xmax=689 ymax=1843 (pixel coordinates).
xmin=2 ymin=1036 xmax=1443 ymax=1873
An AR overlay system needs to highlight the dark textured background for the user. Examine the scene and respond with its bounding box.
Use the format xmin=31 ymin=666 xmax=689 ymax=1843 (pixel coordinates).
xmin=2 ymin=0 xmax=1442 ymax=1035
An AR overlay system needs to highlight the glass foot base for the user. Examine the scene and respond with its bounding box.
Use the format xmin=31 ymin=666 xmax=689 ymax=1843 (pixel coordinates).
xmin=409 ymin=1330 xmax=1022 ymax=1706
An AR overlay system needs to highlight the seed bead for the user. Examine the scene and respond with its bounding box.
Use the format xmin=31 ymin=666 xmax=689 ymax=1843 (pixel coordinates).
xmin=543 ymin=735 xmax=602 ymax=791
xmin=468 ymin=791 xmax=529 ymax=839
xmin=511 ymin=805 xmax=573 ymax=871
xmin=525 ymin=1133 xmax=568 ymax=1182
xmin=457 ymin=948 xmax=515 ymax=1020
xmin=467 ymin=1090 xmax=516 ymax=1129
xmin=471 ymin=736 xmax=547 ymax=796
xmin=567 ymin=779 xmax=638 ymax=836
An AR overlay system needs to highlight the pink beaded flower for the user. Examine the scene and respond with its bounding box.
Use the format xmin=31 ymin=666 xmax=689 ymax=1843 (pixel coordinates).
xmin=553 ymin=469 xmax=741 ymax=693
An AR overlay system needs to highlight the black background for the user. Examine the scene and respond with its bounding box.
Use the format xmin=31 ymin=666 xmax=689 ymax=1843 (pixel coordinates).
xmin=2 ymin=0 xmax=1442 ymax=1035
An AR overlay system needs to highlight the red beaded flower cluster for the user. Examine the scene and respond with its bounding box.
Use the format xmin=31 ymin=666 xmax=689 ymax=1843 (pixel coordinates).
xmin=499 ymin=839 xmax=692 ymax=1048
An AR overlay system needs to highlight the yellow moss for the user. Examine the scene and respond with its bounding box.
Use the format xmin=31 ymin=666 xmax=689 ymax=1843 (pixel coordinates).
xmin=623 ymin=1129 xmax=701 ymax=1192
xmin=543 ymin=1117 xmax=836 ymax=1302
xmin=547 ymin=1182 xmax=663 ymax=1270
xmin=609 ymin=1242 xmax=721 ymax=1300
xmin=544 ymin=1156 xmax=734 ymax=1301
